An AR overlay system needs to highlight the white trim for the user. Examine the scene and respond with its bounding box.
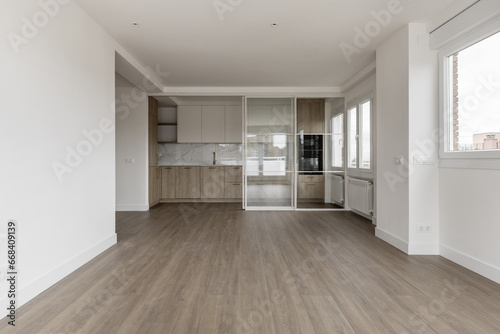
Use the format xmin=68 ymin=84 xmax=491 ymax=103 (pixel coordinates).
xmin=408 ymin=243 xmax=440 ymax=255
xmin=439 ymin=158 xmax=500 ymax=170
xmin=161 ymin=87 xmax=343 ymax=97
xmin=430 ymin=0 xmax=500 ymax=50
xmin=375 ymin=227 xmax=409 ymax=254
xmin=245 ymin=207 xmax=295 ymax=211
xmin=1 ymin=234 xmax=117 ymax=315
xmin=440 ymin=244 xmax=500 ymax=284
xmin=340 ymin=61 xmax=376 ymax=93
xmin=116 ymin=204 xmax=149 ymax=211
xmin=438 ymin=16 xmax=500 ymax=161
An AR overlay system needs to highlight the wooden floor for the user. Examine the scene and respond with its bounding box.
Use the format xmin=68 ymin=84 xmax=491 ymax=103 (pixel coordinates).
xmin=2 ymin=203 xmax=500 ymax=333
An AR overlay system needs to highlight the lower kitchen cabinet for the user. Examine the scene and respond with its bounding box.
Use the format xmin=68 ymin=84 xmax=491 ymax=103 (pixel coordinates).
xmin=149 ymin=167 xmax=161 ymax=207
xmin=225 ymin=166 xmax=242 ymax=199
xmin=175 ymin=167 xmax=201 ymax=199
xmin=161 ymin=167 xmax=176 ymax=199
xmin=297 ymin=174 xmax=324 ymax=199
xmin=201 ymin=167 xmax=225 ymax=199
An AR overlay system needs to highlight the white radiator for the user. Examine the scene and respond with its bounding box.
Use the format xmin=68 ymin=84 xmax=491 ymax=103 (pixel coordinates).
xmin=348 ymin=178 xmax=373 ymax=218
xmin=331 ymin=175 xmax=344 ymax=206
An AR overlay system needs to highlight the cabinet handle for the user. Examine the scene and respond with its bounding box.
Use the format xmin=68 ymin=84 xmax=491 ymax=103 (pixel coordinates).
xmin=233 ymin=184 xmax=241 ymax=186
xmin=184 ymin=167 xmax=191 ymax=169
xmin=164 ymin=167 xmax=172 ymax=169
xmin=208 ymin=167 xmax=216 ymax=169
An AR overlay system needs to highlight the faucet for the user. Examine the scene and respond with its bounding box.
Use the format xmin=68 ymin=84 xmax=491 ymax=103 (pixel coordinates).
xmin=213 ymin=152 xmax=216 ymax=165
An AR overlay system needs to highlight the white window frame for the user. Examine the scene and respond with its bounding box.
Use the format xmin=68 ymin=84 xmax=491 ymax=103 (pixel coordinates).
xmin=439 ymin=19 xmax=500 ymax=165
xmin=330 ymin=110 xmax=345 ymax=171
xmin=346 ymin=93 xmax=374 ymax=172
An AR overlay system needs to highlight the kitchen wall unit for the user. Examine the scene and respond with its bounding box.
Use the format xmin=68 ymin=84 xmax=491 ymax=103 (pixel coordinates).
xmin=297 ymin=99 xmax=325 ymax=134
xmin=177 ymin=105 xmax=242 ymax=143
xmin=202 ymin=106 xmax=226 ymax=143
xmin=177 ymin=106 xmax=202 ymax=143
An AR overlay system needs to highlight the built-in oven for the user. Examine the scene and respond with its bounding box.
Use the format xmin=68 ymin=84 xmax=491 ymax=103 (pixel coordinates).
xmin=298 ymin=134 xmax=323 ymax=174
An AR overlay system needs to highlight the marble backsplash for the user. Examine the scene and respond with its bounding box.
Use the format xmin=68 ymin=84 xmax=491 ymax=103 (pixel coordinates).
xmin=158 ymin=143 xmax=242 ymax=166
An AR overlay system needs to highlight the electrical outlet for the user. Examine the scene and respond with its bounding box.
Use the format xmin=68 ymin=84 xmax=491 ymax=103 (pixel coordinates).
xmin=416 ymin=225 xmax=432 ymax=233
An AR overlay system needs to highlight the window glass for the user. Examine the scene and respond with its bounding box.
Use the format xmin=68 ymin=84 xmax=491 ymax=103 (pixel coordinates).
xmin=447 ymin=31 xmax=500 ymax=152
xmin=348 ymin=107 xmax=357 ymax=168
xmin=332 ymin=114 xmax=344 ymax=168
xmin=359 ymin=100 xmax=371 ymax=169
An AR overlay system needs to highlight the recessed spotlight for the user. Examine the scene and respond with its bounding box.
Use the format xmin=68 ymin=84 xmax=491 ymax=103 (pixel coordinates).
xmin=271 ymin=22 xmax=278 ymax=27
xmin=131 ymin=22 xmax=140 ymax=27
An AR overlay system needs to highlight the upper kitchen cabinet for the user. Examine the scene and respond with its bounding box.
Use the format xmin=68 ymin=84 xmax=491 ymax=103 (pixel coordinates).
xmin=177 ymin=105 xmax=242 ymax=143
xmin=297 ymin=99 xmax=325 ymax=134
xmin=177 ymin=106 xmax=202 ymax=143
xmin=202 ymin=106 xmax=225 ymax=143
xmin=225 ymin=105 xmax=242 ymax=143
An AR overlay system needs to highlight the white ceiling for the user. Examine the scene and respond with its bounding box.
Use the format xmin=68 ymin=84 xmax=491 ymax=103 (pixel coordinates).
xmin=76 ymin=0 xmax=474 ymax=89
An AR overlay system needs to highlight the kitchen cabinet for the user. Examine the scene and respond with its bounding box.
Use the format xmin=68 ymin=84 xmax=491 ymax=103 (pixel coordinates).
xmin=297 ymin=174 xmax=324 ymax=199
xmin=148 ymin=97 xmax=159 ymax=166
xmin=202 ymin=106 xmax=225 ymax=143
xmin=177 ymin=106 xmax=202 ymax=143
xmin=148 ymin=97 xmax=160 ymax=208
xmin=297 ymin=99 xmax=325 ymax=134
xmin=175 ymin=167 xmax=201 ymax=198
xmin=201 ymin=166 xmax=225 ymax=199
xmin=149 ymin=167 xmax=161 ymax=206
xmin=177 ymin=105 xmax=242 ymax=143
xmin=225 ymin=166 xmax=242 ymax=199
xmin=161 ymin=167 xmax=176 ymax=199
xmin=225 ymin=106 xmax=243 ymax=143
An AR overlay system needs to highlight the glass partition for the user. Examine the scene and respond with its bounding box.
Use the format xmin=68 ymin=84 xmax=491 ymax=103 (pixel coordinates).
xmin=296 ymin=98 xmax=345 ymax=209
xmin=245 ymin=98 xmax=295 ymax=209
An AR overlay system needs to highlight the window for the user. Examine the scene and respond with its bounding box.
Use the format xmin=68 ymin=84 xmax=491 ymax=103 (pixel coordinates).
xmin=331 ymin=113 xmax=344 ymax=168
xmin=348 ymin=107 xmax=357 ymax=168
xmin=347 ymin=98 xmax=372 ymax=170
xmin=444 ymin=31 xmax=500 ymax=154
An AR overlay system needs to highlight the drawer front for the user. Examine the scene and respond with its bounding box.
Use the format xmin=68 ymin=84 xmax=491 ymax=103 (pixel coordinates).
xmin=225 ymin=166 xmax=242 ymax=183
xmin=224 ymin=183 xmax=242 ymax=199
xmin=298 ymin=174 xmax=324 ymax=184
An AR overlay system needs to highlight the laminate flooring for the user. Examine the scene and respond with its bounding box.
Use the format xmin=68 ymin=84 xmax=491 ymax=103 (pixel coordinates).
xmin=2 ymin=203 xmax=499 ymax=333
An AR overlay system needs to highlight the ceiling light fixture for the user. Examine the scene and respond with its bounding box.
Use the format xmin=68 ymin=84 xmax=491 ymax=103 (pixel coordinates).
xmin=131 ymin=22 xmax=140 ymax=27
xmin=271 ymin=23 xmax=278 ymax=27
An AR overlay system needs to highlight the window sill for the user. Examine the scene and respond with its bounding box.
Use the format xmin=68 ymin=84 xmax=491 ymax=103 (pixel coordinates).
xmin=439 ymin=158 xmax=500 ymax=170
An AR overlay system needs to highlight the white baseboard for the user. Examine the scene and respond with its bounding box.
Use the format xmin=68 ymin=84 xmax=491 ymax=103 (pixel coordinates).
xmin=375 ymin=227 xmax=409 ymax=254
xmin=408 ymin=242 xmax=440 ymax=255
xmin=116 ymin=204 xmax=149 ymax=211
xmin=440 ymin=244 xmax=500 ymax=284
xmin=1 ymin=234 xmax=117 ymax=315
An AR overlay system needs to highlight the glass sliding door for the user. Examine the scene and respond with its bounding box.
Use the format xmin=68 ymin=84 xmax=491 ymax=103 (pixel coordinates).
xmin=245 ymin=98 xmax=295 ymax=209
xmin=296 ymin=98 xmax=345 ymax=210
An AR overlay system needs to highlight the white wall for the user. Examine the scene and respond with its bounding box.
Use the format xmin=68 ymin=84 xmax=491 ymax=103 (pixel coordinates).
xmin=375 ymin=26 xmax=410 ymax=251
xmin=440 ymin=169 xmax=500 ymax=283
xmin=375 ymin=24 xmax=440 ymax=254
xmin=407 ymin=24 xmax=440 ymax=254
xmin=115 ymin=74 xmax=148 ymax=211
xmin=431 ymin=0 xmax=500 ymax=283
xmin=0 ymin=0 xmax=117 ymax=310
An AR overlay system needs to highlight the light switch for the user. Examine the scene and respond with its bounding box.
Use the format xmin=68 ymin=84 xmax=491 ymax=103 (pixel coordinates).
xmin=394 ymin=156 xmax=404 ymax=165
xmin=125 ymin=158 xmax=135 ymax=163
